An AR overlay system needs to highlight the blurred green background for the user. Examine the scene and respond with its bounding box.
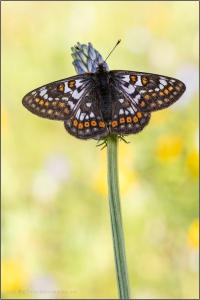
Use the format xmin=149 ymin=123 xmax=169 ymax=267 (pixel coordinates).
xmin=2 ymin=1 xmax=199 ymax=299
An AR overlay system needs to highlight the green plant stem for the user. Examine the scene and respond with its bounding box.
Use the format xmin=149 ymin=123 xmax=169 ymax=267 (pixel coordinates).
xmin=107 ymin=136 xmax=131 ymax=299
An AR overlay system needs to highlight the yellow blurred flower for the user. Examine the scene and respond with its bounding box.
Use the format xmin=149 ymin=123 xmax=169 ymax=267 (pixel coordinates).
xmin=156 ymin=134 xmax=183 ymax=161
xmin=2 ymin=260 xmax=28 ymax=293
xmin=150 ymin=109 xmax=169 ymax=126
xmin=188 ymin=219 xmax=199 ymax=249
xmin=144 ymin=2 xmax=172 ymax=34
xmin=186 ymin=150 xmax=199 ymax=178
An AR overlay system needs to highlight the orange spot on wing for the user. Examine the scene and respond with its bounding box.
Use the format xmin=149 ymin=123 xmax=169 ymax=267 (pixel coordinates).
xmin=137 ymin=112 xmax=142 ymax=118
xmin=58 ymin=84 xmax=64 ymax=92
xmin=130 ymin=75 xmax=137 ymax=82
xmin=133 ymin=116 xmax=138 ymax=122
xmin=78 ymin=123 xmax=83 ymax=129
xmin=73 ymin=120 xmax=78 ymax=127
xmin=39 ymin=99 xmax=44 ymax=105
xmin=91 ymin=120 xmax=97 ymax=126
xmin=159 ymin=91 xmax=164 ymax=96
xmin=164 ymin=88 xmax=169 ymax=95
xmin=152 ymin=92 xmax=157 ymax=97
xmin=68 ymin=80 xmax=76 ymax=88
xmin=119 ymin=117 xmax=125 ymax=124
xmin=168 ymin=85 xmax=173 ymax=91
xmin=84 ymin=121 xmax=89 ymax=127
xmin=140 ymin=101 xmax=146 ymax=107
xmin=126 ymin=117 xmax=132 ymax=123
xmin=35 ymin=97 xmax=40 ymax=103
xmin=64 ymin=108 xmax=69 ymax=114
xmin=44 ymin=102 xmax=49 ymax=106
xmin=59 ymin=102 xmax=65 ymax=108
xmin=99 ymin=121 xmax=106 ymax=128
xmin=142 ymin=76 xmax=148 ymax=85
xmin=111 ymin=121 xmax=118 ymax=128
xmin=145 ymin=94 xmax=150 ymax=100
xmin=52 ymin=101 xmax=57 ymax=106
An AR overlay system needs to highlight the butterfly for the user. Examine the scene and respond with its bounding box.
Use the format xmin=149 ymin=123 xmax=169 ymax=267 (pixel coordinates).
xmin=22 ymin=57 xmax=186 ymax=140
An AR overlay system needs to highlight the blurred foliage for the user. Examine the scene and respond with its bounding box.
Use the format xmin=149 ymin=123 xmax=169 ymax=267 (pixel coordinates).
xmin=2 ymin=1 xmax=199 ymax=299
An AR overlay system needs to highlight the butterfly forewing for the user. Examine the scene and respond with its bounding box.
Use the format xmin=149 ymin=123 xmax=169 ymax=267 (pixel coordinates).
xmin=111 ymin=71 xmax=186 ymax=113
xmin=22 ymin=74 xmax=93 ymax=120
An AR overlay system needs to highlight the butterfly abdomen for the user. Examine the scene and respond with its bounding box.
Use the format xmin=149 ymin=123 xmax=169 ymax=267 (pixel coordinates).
xmin=95 ymin=64 xmax=112 ymax=123
xmin=98 ymin=90 xmax=112 ymax=123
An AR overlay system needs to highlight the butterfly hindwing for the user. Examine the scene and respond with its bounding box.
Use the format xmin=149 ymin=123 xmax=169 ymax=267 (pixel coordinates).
xmin=64 ymin=91 xmax=108 ymax=139
xmin=109 ymin=89 xmax=151 ymax=135
xmin=110 ymin=71 xmax=186 ymax=113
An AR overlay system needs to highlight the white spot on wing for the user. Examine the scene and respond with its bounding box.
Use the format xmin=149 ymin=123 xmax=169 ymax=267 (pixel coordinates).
xmin=40 ymin=89 xmax=47 ymax=97
xmin=43 ymin=94 xmax=48 ymax=100
xmin=159 ymin=84 xmax=164 ymax=90
xmin=86 ymin=102 xmax=92 ymax=107
xmin=119 ymin=99 xmax=124 ymax=103
xmin=76 ymin=108 xmax=81 ymax=118
xmin=136 ymin=76 xmax=142 ymax=86
xmin=75 ymin=79 xmax=83 ymax=88
xmin=68 ymin=101 xmax=75 ymax=109
xmin=160 ymin=79 xmax=167 ymax=86
xmin=133 ymin=94 xmax=141 ymax=103
xmin=155 ymin=88 xmax=159 ymax=91
xmin=127 ymin=107 xmax=134 ymax=114
xmin=122 ymin=84 xmax=135 ymax=94
xmin=90 ymin=112 xmax=95 ymax=118
xmin=122 ymin=75 xmax=130 ymax=82
xmin=80 ymin=113 xmax=86 ymax=121
xmin=73 ymin=89 xmax=85 ymax=99
xmin=119 ymin=109 xmax=124 ymax=115
xmin=64 ymin=84 xmax=72 ymax=93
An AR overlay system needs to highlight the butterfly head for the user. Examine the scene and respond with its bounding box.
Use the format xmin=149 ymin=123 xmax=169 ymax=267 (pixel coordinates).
xmin=97 ymin=62 xmax=108 ymax=72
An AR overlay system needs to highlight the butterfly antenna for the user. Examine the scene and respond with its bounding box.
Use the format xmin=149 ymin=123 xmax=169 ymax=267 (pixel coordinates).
xmin=74 ymin=39 xmax=121 ymax=67
xmin=104 ymin=39 xmax=121 ymax=62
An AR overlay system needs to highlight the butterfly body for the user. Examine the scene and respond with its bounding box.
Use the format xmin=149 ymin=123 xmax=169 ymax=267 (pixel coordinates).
xmin=22 ymin=62 xmax=186 ymax=140
xmin=95 ymin=63 xmax=113 ymax=123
